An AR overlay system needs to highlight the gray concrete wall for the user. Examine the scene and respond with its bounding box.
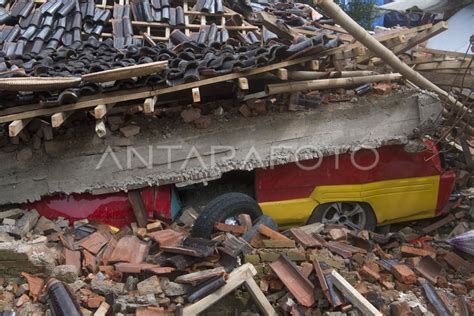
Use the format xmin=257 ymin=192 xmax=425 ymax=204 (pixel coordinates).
xmin=0 ymin=89 xmax=442 ymax=205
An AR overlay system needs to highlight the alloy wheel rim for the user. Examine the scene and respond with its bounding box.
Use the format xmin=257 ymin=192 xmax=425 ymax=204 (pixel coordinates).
xmin=320 ymin=202 xmax=367 ymax=230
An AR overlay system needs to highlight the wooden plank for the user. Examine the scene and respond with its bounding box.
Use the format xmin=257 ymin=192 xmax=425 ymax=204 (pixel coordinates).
xmin=406 ymin=56 xmax=460 ymax=65
xmin=130 ymin=20 xmax=257 ymax=31
xmin=419 ymin=47 xmax=474 ymax=58
xmin=391 ymin=22 xmax=448 ymax=54
xmin=0 ymin=55 xmax=320 ymax=124
xmin=358 ymin=22 xmax=448 ymax=64
xmin=51 ymin=112 xmax=72 ymax=128
xmin=142 ymin=32 xmax=156 ymax=46
xmin=420 ymin=71 xmax=474 ymax=89
xmin=128 ymin=190 xmax=148 ymax=228
xmin=243 ymin=270 xmax=278 ymax=316
xmin=326 ymin=23 xmax=433 ymax=57
xmin=258 ymin=11 xmax=298 ymax=41
xmin=331 ymin=270 xmax=382 ymax=316
xmin=9 ymin=119 xmax=31 ymax=137
xmin=294 ymin=28 xmax=352 ymax=42
xmin=414 ymin=60 xmax=474 ymax=71
xmin=82 ymin=60 xmax=168 ymax=83
xmin=314 ymin=22 xmax=349 ymax=34
xmin=183 ymin=264 xmax=276 ymax=316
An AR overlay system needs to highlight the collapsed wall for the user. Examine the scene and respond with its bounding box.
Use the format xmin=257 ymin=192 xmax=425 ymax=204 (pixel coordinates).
xmin=0 ymin=89 xmax=443 ymax=205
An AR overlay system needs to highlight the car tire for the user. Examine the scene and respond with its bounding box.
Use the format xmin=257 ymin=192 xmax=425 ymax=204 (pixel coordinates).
xmin=307 ymin=202 xmax=377 ymax=231
xmin=191 ymin=192 xmax=263 ymax=239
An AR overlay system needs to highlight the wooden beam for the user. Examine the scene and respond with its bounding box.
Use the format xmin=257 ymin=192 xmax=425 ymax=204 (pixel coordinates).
xmin=51 ymin=112 xmax=72 ymax=128
xmin=358 ymin=22 xmax=448 ymax=64
xmin=9 ymin=119 xmax=31 ymax=137
xmin=419 ymin=47 xmax=474 ymax=58
xmin=142 ymin=32 xmax=156 ymax=46
xmin=414 ymin=60 xmax=474 ymax=71
xmin=258 ymin=11 xmax=298 ymax=41
xmin=331 ymin=270 xmax=382 ymax=316
xmin=237 ymin=77 xmax=249 ymax=90
xmin=82 ymin=60 xmax=168 ymax=83
xmin=243 ymin=271 xmax=278 ymax=316
xmin=192 ymin=87 xmax=201 ymax=103
xmin=0 ymin=55 xmax=322 ymax=124
xmin=143 ymin=96 xmax=158 ymax=114
xmin=128 ymin=190 xmax=148 ymax=227
xmin=391 ymin=21 xmax=448 ymax=55
xmin=94 ymin=104 xmax=108 ymax=119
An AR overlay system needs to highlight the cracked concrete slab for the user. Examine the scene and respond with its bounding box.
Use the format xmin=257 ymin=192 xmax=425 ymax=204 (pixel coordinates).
xmin=0 ymin=89 xmax=442 ymax=205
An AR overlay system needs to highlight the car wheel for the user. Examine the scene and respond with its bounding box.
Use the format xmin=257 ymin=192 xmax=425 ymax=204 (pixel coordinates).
xmin=307 ymin=202 xmax=377 ymax=231
xmin=191 ymin=192 xmax=263 ymax=239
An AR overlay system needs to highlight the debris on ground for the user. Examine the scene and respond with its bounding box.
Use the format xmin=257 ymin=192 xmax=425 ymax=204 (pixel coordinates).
xmin=0 ymin=193 xmax=473 ymax=315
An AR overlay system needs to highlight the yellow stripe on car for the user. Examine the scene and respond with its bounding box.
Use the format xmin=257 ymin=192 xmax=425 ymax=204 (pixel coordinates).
xmin=259 ymin=175 xmax=440 ymax=228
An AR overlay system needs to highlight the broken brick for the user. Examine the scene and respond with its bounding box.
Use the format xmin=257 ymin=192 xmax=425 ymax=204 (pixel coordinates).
xmin=390 ymin=301 xmax=412 ymax=316
xmin=135 ymin=227 xmax=147 ymax=240
xmin=16 ymin=294 xmax=29 ymax=308
xmin=147 ymin=229 xmax=184 ymax=247
xmin=137 ymin=276 xmax=162 ymax=295
xmin=437 ymin=276 xmax=448 ymax=288
xmin=257 ymin=224 xmax=290 ymax=241
xmin=359 ymin=264 xmax=381 ymax=282
xmin=83 ymin=250 xmax=97 ymax=273
xmin=98 ymin=265 xmax=122 ymax=282
xmin=20 ymin=272 xmax=44 ymax=302
xmin=353 ymin=282 xmax=368 ymax=296
xmin=300 ymin=262 xmax=313 ymax=278
xmin=452 ymin=283 xmax=467 ymax=295
xmin=328 ymin=228 xmax=347 ymax=241
xmin=108 ymin=235 xmax=150 ymax=264
xmin=64 ymin=248 xmax=81 ymax=272
xmin=214 ymin=222 xmax=247 ymax=234
xmin=250 ymin=232 xmax=266 ymax=248
xmin=85 ymin=296 xmax=105 ymax=309
xmin=466 ymin=276 xmax=474 ymax=289
xmin=262 ymin=239 xmax=296 ymax=248
xmin=400 ymin=245 xmax=436 ymax=258
xmin=79 ymin=232 xmax=110 ymax=255
xmin=390 ymin=265 xmax=417 ymax=285
xmin=288 ymin=228 xmax=321 ymax=248
xmin=114 ymin=263 xmax=156 ymax=274
xmin=146 ymin=221 xmax=163 ymax=233
xmin=443 ymin=251 xmax=474 ymax=273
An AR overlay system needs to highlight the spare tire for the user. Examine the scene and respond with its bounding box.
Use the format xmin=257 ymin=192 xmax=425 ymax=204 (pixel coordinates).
xmin=191 ymin=192 xmax=263 ymax=239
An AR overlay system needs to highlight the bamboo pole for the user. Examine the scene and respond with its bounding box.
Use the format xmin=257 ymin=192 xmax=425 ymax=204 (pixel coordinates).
xmin=288 ymin=70 xmax=377 ymax=81
xmin=266 ymin=73 xmax=402 ymax=95
xmin=314 ymin=0 xmax=472 ymax=123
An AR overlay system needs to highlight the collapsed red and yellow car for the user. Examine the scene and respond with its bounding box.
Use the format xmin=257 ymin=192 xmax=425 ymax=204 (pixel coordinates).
xmin=27 ymin=140 xmax=456 ymax=237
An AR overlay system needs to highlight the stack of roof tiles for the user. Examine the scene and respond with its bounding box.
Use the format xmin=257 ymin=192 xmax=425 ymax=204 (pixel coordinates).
xmin=0 ymin=0 xmax=110 ymax=58
xmin=0 ymin=0 xmax=341 ymax=109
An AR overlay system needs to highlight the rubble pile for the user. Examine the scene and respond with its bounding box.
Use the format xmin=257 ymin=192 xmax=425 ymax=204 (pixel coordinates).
xmin=0 ymin=199 xmax=473 ymax=315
